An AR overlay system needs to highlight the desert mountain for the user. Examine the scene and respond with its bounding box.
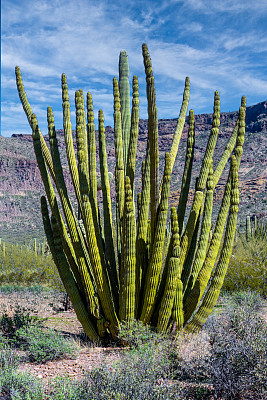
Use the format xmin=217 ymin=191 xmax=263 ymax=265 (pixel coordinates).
xmin=0 ymin=100 xmax=266 ymax=244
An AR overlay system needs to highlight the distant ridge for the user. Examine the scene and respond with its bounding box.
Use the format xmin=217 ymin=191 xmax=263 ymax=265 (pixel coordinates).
xmin=0 ymin=100 xmax=266 ymax=244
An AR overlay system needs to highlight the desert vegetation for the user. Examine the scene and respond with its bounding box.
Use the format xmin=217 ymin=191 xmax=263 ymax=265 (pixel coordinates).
xmin=14 ymin=43 xmax=246 ymax=342
xmin=0 ymin=43 xmax=266 ymax=399
xmin=0 ymin=280 xmax=266 ymax=399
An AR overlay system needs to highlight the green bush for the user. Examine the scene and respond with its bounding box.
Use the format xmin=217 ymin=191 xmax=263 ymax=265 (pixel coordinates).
xmin=0 ymin=306 xmax=78 ymax=364
xmin=0 ymin=306 xmax=42 ymax=341
xmin=0 ymin=241 xmax=63 ymax=290
xmin=82 ymin=321 xmax=182 ymax=399
xmin=46 ymin=376 xmax=88 ymax=400
xmin=0 ymin=334 xmax=20 ymax=373
xmin=0 ymin=368 xmax=44 ymax=400
xmin=0 ymin=334 xmax=44 ymax=399
xmin=205 ymin=294 xmax=267 ymax=400
xmin=223 ymin=235 xmax=267 ymax=297
xmin=15 ymin=325 xmax=79 ymax=363
xmin=118 ymin=319 xmax=165 ymax=350
xmin=222 ymin=289 xmax=263 ymax=312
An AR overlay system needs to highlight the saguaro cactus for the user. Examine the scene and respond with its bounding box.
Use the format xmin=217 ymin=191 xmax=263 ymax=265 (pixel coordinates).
xmin=16 ymin=44 xmax=245 ymax=341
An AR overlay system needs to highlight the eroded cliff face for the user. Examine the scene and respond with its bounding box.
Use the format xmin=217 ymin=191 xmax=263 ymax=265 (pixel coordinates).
xmin=0 ymin=101 xmax=266 ymax=243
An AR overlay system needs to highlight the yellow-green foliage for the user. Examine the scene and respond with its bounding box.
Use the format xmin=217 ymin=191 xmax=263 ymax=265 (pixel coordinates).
xmin=0 ymin=241 xmax=62 ymax=289
xmin=223 ymin=235 xmax=267 ymax=297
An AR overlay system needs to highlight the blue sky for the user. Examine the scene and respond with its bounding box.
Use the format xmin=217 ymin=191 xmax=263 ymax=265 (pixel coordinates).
xmin=1 ymin=0 xmax=267 ymax=137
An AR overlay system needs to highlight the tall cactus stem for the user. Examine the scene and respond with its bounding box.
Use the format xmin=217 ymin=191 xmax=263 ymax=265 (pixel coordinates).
xmin=33 ymin=113 xmax=100 ymax=318
xmin=136 ymin=152 xmax=150 ymax=313
xmin=185 ymin=155 xmax=239 ymax=332
xmin=98 ymin=110 xmax=119 ymax=296
xmin=197 ymin=91 xmax=220 ymax=191
xmin=183 ymin=163 xmax=214 ymax=303
xmin=119 ymin=176 xmax=136 ymax=322
xmin=142 ymin=43 xmax=159 ymax=244
xmin=119 ymin=50 xmax=131 ymax=171
xmin=62 ymin=74 xmax=83 ymax=210
xmin=126 ymin=75 xmax=139 ymax=192
xmin=41 ymin=197 xmax=99 ymax=341
xmin=177 ymin=109 xmax=195 ymax=234
xmin=140 ymin=152 xmax=171 ymax=324
xmin=113 ymin=77 xmax=125 ymax=262
xmin=169 ymin=77 xmax=190 ymax=173
xmin=87 ymin=92 xmax=98 ymax=223
xmin=157 ymin=207 xmax=181 ymax=332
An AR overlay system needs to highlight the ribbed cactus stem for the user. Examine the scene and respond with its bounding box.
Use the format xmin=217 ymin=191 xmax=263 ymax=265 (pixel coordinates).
xmin=169 ymin=76 xmax=190 ymax=173
xmin=47 ymin=106 xmax=84 ymax=291
xmin=98 ymin=109 xmax=119 ymax=294
xmin=113 ymin=77 xmax=125 ymax=262
xmin=126 ymin=75 xmax=139 ymax=192
xmin=234 ymin=105 xmax=246 ymax=167
xmin=197 ymin=91 xmax=220 ymax=191
xmin=15 ymin=66 xmax=33 ymax=126
xmin=62 ymin=74 xmax=82 ymax=210
xmin=140 ymin=152 xmax=171 ymax=324
xmin=77 ymin=124 xmax=120 ymax=337
xmin=119 ymin=176 xmax=136 ymax=322
xmin=214 ymin=98 xmax=246 ymax=188
xmin=142 ymin=43 xmax=159 ymax=244
xmin=185 ymin=155 xmax=239 ymax=333
xmin=87 ymin=92 xmax=98 ymax=218
xmin=41 ymin=197 xmax=99 ymax=341
xmin=179 ymin=191 xmax=204 ymax=270
xmin=177 ymin=109 xmax=195 ymax=234
xmin=136 ymin=155 xmax=150 ymax=313
xmin=75 ymin=89 xmax=88 ymax=175
xmin=183 ymin=163 xmax=214 ymax=304
xmin=183 ymin=120 xmax=245 ymax=325
xmin=157 ymin=207 xmax=181 ymax=332
xmin=119 ymin=50 xmax=131 ymax=171
xmin=181 ymin=214 xmax=200 ymax=297
xmin=33 ymin=112 xmax=99 ymax=317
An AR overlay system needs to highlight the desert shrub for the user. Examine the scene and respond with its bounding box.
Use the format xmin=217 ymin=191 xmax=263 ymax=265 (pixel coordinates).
xmin=82 ymin=321 xmax=182 ymax=399
xmin=0 ymin=306 xmax=78 ymax=364
xmin=0 ymin=241 xmax=63 ymax=290
xmin=0 ymin=368 xmax=44 ymax=400
xmin=118 ymin=319 xmax=165 ymax=349
xmin=46 ymin=376 xmax=88 ymax=400
xmin=0 ymin=306 xmax=42 ymax=341
xmin=205 ymin=297 xmax=267 ymax=400
xmin=223 ymin=235 xmax=267 ymax=297
xmin=222 ymin=289 xmax=263 ymax=312
xmin=172 ymin=330 xmax=211 ymax=384
xmin=0 ymin=334 xmax=44 ymax=399
xmin=14 ymin=325 xmax=79 ymax=363
xmin=0 ymin=334 xmax=20 ymax=373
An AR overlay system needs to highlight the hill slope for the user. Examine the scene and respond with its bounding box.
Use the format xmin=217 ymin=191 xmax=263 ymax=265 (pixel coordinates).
xmin=0 ymin=100 xmax=266 ymax=244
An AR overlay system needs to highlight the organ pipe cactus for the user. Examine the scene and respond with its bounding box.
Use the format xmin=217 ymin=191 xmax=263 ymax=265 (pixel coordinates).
xmin=15 ymin=44 xmax=245 ymax=341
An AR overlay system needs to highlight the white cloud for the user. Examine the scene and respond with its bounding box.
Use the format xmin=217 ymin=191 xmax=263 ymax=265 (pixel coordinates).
xmin=1 ymin=0 xmax=267 ymax=137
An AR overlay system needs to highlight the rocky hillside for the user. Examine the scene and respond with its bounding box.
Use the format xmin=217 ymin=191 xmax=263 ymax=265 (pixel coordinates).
xmin=0 ymin=100 xmax=266 ymax=244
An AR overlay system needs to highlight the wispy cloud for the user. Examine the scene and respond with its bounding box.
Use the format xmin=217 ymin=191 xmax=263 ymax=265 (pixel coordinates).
xmin=1 ymin=0 xmax=267 ymax=136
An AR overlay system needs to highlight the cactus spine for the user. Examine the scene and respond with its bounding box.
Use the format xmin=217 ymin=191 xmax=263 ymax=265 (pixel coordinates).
xmin=16 ymin=44 xmax=245 ymax=341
